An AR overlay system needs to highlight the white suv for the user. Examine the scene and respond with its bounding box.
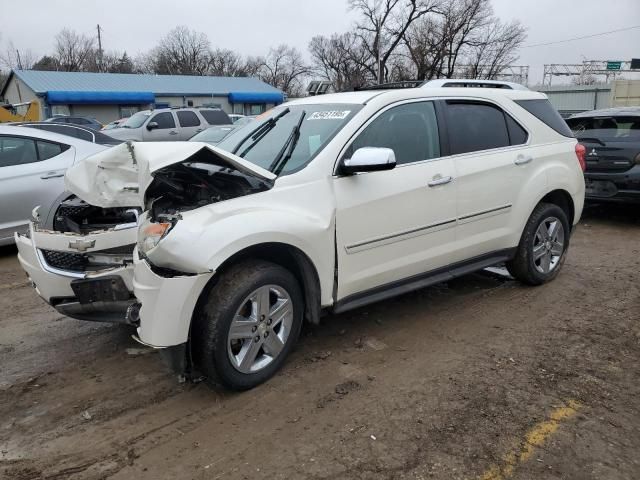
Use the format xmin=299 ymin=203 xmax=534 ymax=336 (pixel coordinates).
xmin=105 ymin=107 xmax=232 ymax=142
xmin=17 ymin=87 xmax=585 ymax=390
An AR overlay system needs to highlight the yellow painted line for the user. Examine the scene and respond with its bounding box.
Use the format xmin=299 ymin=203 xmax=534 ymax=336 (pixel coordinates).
xmin=0 ymin=281 xmax=29 ymax=291
xmin=479 ymin=400 xmax=581 ymax=480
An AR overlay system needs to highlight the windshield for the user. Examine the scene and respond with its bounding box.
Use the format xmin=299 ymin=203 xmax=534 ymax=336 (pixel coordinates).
xmin=121 ymin=111 xmax=151 ymax=129
xmin=567 ymin=116 xmax=640 ymax=142
xmin=217 ymin=104 xmax=361 ymax=176
xmin=190 ymin=126 xmax=237 ymax=144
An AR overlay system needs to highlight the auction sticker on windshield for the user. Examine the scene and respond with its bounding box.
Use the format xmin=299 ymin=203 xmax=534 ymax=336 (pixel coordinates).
xmin=307 ymin=111 xmax=351 ymax=121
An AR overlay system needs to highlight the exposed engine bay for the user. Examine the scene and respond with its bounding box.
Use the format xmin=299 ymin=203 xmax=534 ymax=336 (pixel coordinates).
xmin=54 ymin=196 xmax=140 ymax=234
xmin=145 ymin=152 xmax=273 ymax=222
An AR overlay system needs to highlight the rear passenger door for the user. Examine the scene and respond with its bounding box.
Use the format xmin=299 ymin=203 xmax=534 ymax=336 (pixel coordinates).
xmin=176 ymin=111 xmax=204 ymax=140
xmin=142 ymin=112 xmax=179 ymax=141
xmin=0 ymin=136 xmax=74 ymax=241
xmin=443 ymin=100 xmax=530 ymax=260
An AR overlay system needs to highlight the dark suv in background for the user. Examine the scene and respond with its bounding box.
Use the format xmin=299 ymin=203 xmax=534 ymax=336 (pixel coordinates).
xmin=567 ymin=107 xmax=640 ymax=203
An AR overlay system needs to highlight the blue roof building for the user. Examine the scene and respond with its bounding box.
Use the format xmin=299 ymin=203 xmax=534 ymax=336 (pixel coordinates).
xmin=1 ymin=70 xmax=284 ymax=123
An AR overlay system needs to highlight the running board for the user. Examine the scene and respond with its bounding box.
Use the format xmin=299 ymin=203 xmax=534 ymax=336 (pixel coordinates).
xmin=333 ymin=248 xmax=516 ymax=314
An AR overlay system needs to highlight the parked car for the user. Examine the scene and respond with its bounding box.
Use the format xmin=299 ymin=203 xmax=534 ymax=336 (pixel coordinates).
xmin=0 ymin=125 xmax=107 ymax=246
xmin=45 ymin=115 xmax=103 ymax=131
xmin=102 ymin=118 xmax=128 ymax=131
xmin=105 ymin=107 xmax=232 ymax=142
xmin=566 ymin=107 xmax=640 ymax=203
xmin=17 ymin=87 xmax=585 ymax=390
xmin=229 ymin=114 xmax=256 ymax=125
xmin=189 ymin=125 xmax=240 ymax=144
xmin=14 ymin=122 xmax=122 ymax=146
xmin=229 ymin=114 xmax=245 ymax=123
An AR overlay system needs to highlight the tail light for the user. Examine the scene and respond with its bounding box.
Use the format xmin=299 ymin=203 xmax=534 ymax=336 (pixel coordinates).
xmin=575 ymin=143 xmax=586 ymax=172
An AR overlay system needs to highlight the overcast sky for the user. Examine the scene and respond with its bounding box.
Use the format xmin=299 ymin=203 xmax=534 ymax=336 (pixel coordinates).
xmin=1 ymin=0 xmax=639 ymax=84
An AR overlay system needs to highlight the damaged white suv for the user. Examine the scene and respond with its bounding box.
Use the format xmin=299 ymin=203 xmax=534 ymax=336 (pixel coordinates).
xmin=18 ymin=87 xmax=585 ymax=390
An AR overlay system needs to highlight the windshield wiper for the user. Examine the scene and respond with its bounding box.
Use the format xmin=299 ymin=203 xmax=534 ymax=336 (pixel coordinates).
xmin=231 ymin=108 xmax=290 ymax=156
xmin=269 ymin=110 xmax=306 ymax=176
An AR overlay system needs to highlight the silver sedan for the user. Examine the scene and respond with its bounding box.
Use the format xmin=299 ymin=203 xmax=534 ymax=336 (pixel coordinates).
xmin=0 ymin=125 xmax=108 ymax=246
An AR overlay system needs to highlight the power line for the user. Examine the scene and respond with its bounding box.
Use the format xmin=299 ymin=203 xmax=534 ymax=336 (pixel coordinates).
xmin=522 ymin=24 xmax=640 ymax=48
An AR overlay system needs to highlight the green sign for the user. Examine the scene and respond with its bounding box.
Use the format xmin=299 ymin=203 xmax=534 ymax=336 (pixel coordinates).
xmin=606 ymin=61 xmax=622 ymax=71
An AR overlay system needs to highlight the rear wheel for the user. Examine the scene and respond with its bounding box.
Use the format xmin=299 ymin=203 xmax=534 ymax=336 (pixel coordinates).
xmin=507 ymin=203 xmax=570 ymax=286
xmin=192 ymin=260 xmax=303 ymax=390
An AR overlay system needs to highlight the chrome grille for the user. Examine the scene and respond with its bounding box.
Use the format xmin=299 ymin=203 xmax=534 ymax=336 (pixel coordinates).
xmin=41 ymin=250 xmax=87 ymax=272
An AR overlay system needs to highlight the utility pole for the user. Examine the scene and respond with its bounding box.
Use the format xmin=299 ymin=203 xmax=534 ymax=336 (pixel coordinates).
xmin=16 ymin=49 xmax=23 ymax=70
xmin=96 ymin=24 xmax=103 ymax=72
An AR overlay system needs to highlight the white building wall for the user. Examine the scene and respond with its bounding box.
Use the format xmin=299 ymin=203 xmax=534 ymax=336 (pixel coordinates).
xmin=537 ymin=84 xmax=612 ymax=115
xmin=611 ymin=80 xmax=640 ymax=107
xmin=2 ymin=76 xmax=43 ymax=119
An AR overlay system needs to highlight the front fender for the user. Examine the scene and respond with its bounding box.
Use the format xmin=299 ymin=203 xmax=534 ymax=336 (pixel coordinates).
xmin=147 ymin=207 xmax=336 ymax=306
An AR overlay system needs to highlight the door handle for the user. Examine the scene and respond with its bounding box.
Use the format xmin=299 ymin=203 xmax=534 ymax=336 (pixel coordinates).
xmin=514 ymin=154 xmax=533 ymax=166
xmin=169 ymin=131 xmax=179 ymax=135
xmin=428 ymin=175 xmax=453 ymax=187
xmin=41 ymin=172 xmax=64 ymax=179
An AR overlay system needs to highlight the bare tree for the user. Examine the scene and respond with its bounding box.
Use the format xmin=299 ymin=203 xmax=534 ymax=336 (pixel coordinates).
xmin=399 ymin=0 xmax=526 ymax=80
xmin=466 ymin=19 xmax=527 ymax=79
xmin=210 ymin=48 xmax=250 ymax=77
xmin=54 ymin=29 xmax=96 ymax=71
xmin=1 ymin=40 xmax=36 ymax=70
xmin=149 ymin=26 xmax=211 ymax=75
xmin=349 ymin=0 xmax=441 ymax=83
xmin=257 ymin=45 xmax=309 ymax=96
xmin=309 ymin=33 xmax=373 ymax=91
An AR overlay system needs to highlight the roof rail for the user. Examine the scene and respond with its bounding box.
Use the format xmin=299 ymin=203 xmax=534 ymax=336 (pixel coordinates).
xmin=354 ymin=80 xmax=425 ymax=91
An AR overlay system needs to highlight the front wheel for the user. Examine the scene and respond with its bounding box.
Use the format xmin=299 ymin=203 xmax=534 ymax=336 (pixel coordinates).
xmin=192 ymin=260 xmax=303 ymax=390
xmin=506 ymin=203 xmax=570 ymax=286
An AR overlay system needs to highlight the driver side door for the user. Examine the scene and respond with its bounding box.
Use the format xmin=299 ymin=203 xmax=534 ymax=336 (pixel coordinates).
xmin=142 ymin=112 xmax=179 ymax=141
xmin=333 ymin=100 xmax=457 ymax=306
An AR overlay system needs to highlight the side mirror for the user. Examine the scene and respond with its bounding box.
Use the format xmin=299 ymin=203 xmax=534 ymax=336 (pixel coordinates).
xmin=146 ymin=121 xmax=159 ymax=131
xmin=340 ymin=147 xmax=396 ymax=175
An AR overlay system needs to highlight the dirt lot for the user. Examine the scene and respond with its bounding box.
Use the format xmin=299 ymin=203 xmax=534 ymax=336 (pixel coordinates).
xmin=1 ymin=203 xmax=639 ymax=480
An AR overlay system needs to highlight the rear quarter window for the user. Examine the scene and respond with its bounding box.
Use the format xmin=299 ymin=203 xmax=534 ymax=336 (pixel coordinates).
xmin=177 ymin=111 xmax=201 ymax=127
xmin=200 ymin=109 xmax=232 ymax=125
xmin=515 ymin=99 xmax=574 ymax=137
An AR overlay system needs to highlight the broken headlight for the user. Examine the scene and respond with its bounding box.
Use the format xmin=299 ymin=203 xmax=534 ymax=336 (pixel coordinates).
xmin=138 ymin=221 xmax=172 ymax=254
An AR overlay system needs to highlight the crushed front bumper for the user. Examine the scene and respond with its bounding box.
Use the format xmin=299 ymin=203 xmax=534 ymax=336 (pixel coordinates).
xmin=132 ymin=250 xmax=214 ymax=348
xmin=15 ymin=223 xmax=137 ymax=323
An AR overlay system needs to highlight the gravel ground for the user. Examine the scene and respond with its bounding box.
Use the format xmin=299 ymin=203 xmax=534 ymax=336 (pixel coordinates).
xmin=1 ymin=203 xmax=639 ymax=480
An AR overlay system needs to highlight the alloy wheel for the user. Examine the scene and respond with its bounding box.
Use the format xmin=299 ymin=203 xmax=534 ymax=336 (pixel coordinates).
xmin=532 ymin=216 xmax=565 ymax=274
xmin=227 ymin=285 xmax=294 ymax=374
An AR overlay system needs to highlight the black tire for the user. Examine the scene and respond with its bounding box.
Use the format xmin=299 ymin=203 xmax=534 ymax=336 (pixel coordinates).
xmin=192 ymin=260 xmax=303 ymax=391
xmin=506 ymin=203 xmax=570 ymax=286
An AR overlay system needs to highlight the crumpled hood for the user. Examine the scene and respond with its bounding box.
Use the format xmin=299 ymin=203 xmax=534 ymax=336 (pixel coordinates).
xmin=65 ymin=141 xmax=276 ymax=208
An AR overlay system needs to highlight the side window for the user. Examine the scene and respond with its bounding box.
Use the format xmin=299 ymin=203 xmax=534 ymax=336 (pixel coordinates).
xmin=201 ymin=109 xmax=231 ymax=125
xmin=347 ymin=101 xmax=441 ymax=165
xmin=36 ymin=140 xmax=65 ymax=160
xmin=32 ymin=124 xmax=66 ymax=135
xmin=446 ymin=102 xmax=510 ymax=155
xmin=506 ymin=115 xmax=528 ymax=145
xmin=177 ymin=111 xmax=201 ymax=127
xmin=0 ymin=137 xmax=38 ymax=167
xmin=515 ymin=99 xmax=573 ymax=137
xmin=71 ymin=128 xmax=94 ymax=142
xmin=150 ymin=112 xmax=176 ymax=129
